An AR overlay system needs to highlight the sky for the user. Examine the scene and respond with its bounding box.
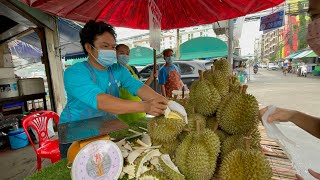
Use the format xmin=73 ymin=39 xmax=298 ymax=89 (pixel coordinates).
xmin=115 ymin=19 xmax=263 ymax=56
xmin=239 ymin=21 xmax=263 ymax=56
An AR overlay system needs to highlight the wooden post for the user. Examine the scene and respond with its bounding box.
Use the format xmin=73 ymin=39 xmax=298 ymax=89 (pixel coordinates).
xmin=153 ymin=49 xmax=157 ymax=90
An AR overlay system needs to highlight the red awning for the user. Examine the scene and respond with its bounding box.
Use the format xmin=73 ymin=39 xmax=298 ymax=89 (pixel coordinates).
xmin=21 ymin=0 xmax=284 ymax=30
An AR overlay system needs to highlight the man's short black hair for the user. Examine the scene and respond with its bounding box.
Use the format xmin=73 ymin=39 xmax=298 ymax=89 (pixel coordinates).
xmin=116 ymin=44 xmax=129 ymax=51
xmin=79 ymin=20 xmax=117 ymax=55
xmin=163 ymin=48 xmax=173 ymax=57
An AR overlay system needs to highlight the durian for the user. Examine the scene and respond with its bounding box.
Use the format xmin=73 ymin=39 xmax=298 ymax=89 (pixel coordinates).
xmin=206 ymin=116 xmax=218 ymax=131
xmin=185 ymin=107 xmax=206 ymax=131
xmin=139 ymin=170 xmax=168 ymax=180
xmin=219 ymin=149 xmax=272 ymax=180
xmin=214 ymin=58 xmax=231 ymax=75
xmin=204 ymin=66 xmax=229 ymax=97
xmin=217 ymin=85 xmax=259 ymax=134
xmin=190 ymin=70 xmax=221 ymax=116
xmin=148 ymin=114 xmax=186 ymax=143
xmin=159 ymin=154 xmax=185 ymax=180
xmin=152 ymin=139 xmax=180 ymax=156
xmin=215 ymin=129 xmax=230 ymax=143
xmin=221 ymin=129 xmax=261 ymax=158
xmin=175 ymin=123 xmax=220 ymax=180
xmin=229 ymin=76 xmax=241 ymax=93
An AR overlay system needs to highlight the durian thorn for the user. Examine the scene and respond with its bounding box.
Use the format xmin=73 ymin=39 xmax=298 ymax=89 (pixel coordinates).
xmin=211 ymin=65 xmax=215 ymax=72
xmin=198 ymin=70 xmax=203 ymax=81
xmin=242 ymin=85 xmax=248 ymax=94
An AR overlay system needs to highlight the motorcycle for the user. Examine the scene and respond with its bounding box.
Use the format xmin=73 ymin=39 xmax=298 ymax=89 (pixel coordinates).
xmin=300 ymin=65 xmax=307 ymax=77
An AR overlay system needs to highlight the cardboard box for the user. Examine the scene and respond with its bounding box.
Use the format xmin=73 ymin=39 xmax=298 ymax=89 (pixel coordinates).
xmin=0 ymin=68 xmax=15 ymax=79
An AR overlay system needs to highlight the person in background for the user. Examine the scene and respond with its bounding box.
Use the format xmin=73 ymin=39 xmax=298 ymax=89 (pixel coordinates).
xmin=260 ymin=2 xmax=320 ymax=179
xmin=158 ymin=49 xmax=185 ymax=98
xmin=116 ymin=44 xmax=158 ymax=121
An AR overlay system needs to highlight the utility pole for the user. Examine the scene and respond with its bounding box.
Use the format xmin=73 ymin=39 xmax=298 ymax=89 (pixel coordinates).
xmin=228 ymin=19 xmax=234 ymax=71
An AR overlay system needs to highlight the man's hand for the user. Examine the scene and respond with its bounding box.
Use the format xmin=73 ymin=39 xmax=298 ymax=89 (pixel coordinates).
xmin=143 ymin=98 xmax=168 ymax=116
xmin=259 ymin=107 xmax=297 ymax=123
xmin=296 ymin=169 xmax=320 ymax=180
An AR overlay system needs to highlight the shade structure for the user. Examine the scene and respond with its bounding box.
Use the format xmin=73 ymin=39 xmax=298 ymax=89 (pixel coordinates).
xmin=293 ymin=50 xmax=313 ymax=59
xmin=306 ymin=51 xmax=319 ymax=58
xmin=180 ymin=37 xmax=228 ymax=60
xmin=129 ymin=46 xmax=154 ymax=66
xmin=20 ymin=0 xmax=284 ymax=30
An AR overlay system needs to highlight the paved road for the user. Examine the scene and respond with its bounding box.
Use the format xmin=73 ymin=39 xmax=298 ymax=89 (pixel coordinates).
xmin=248 ymin=68 xmax=320 ymax=179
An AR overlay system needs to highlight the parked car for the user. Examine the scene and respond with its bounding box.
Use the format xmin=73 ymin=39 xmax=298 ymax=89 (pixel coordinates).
xmin=267 ymin=63 xmax=280 ymax=70
xmin=260 ymin=64 xmax=267 ymax=68
xmin=138 ymin=60 xmax=214 ymax=87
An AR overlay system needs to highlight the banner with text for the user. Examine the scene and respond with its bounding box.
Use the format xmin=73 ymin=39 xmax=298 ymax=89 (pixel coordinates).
xmin=259 ymin=10 xmax=285 ymax=31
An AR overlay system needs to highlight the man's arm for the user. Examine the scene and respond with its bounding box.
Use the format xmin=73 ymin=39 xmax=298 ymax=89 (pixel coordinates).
xmin=291 ymin=111 xmax=320 ymax=139
xmin=261 ymin=107 xmax=320 ymax=139
xmin=97 ymin=92 xmax=167 ymax=116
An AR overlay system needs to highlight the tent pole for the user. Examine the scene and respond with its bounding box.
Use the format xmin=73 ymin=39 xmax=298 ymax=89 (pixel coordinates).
xmin=153 ymin=49 xmax=157 ymax=90
xmin=228 ymin=19 xmax=234 ymax=71
xmin=176 ymin=29 xmax=180 ymax=59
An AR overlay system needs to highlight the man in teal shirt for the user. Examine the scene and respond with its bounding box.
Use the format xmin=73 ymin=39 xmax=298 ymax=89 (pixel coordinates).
xmin=59 ymin=20 xmax=168 ymax=158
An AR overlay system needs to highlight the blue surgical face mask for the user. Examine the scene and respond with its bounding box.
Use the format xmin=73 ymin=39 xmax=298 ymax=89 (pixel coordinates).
xmin=117 ymin=55 xmax=130 ymax=65
xmin=165 ymin=56 xmax=175 ymax=64
xmin=90 ymin=45 xmax=117 ymax=67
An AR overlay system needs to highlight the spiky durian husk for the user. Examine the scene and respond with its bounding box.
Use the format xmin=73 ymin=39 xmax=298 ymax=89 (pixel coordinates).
xmin=189 ymin=81 xmax=199 ymax=105
xmin=147 ymin=116 xmax=186 ymax=143
xmin=178 ymin=131 xmax=189 ymax=142
xmin=220 ymin=129 xmax=261 ymax=158
xmin=191 ymin=79 xmax=221 ymax=116
xmin=219 ymin=149 xmax=272 ymax=180
xmin=175 ymin=129 xmax=220 ymax=180
xmin=159 ymin=154 xmax=185 ymax=180
xmin=214 ymin=58 xmax=231 ymax=75
xmin=175 ymin=98 xmax=194 ymax=114
xmin=206 ymin=70 xmax=229 ymax=97
xmin=215 ymin=129 xmax=230 ymax=143
xmin=139 ymin=170 xmax=168 ymax=180
xmin=229 ymin=76 xmax=241 ymax=93
xmin=217 ymin=93 xmax=259 ymax=135
xmin=152 ymin=139 xmax=180 ymax=156
xmin=186 ymin=113 xmax=206 ymax=131
xmin=206 ymin=116 xmax=218 ymax=131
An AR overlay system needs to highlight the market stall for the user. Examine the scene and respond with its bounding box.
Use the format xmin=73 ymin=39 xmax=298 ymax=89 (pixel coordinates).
xmin=16 ymin=0 xmax=291 ymax=179
xmin=26 ymin=58 xmax=298 ymax=180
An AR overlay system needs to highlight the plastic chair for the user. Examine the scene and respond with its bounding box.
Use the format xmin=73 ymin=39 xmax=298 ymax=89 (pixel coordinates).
xmin=22 ymin=110 xmax=60 ymax=171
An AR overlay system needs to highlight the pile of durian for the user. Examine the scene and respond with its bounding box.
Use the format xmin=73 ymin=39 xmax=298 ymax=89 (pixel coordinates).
xmin=119 ymin=58 xmax=272 ymax=180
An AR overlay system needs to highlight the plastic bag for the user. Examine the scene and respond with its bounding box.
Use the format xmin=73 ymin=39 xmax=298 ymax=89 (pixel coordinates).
xmin=262 ymin=105 xmax=312 ymax=179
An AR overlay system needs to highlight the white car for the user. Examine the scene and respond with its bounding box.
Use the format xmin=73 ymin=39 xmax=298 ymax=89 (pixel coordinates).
xmin=267 ymin=63 xmax=280 ymax=70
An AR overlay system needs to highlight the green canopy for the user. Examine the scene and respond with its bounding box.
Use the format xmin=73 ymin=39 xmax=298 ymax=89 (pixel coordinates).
xmin=306 ymin=51 xmax=319 ymax=58
xmin=129 ymin=46 xmax=155 ymax=66
xmin=179 ymin=37 xmax=228 ymax=60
